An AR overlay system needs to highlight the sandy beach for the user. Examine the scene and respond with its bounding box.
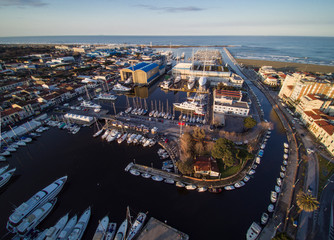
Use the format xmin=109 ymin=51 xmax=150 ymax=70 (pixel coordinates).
xmin=236 ymin=58 xmax=334 ymax=73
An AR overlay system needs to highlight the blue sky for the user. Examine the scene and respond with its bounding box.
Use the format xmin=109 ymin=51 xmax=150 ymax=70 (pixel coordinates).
xmin=0 ymin=0 xmax=333 ymax=37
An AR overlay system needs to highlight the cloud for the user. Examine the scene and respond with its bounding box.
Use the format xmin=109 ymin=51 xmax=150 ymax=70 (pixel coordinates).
xmin=0 ymin=0 xmax=48 ymax=7
xmin=137 ymin=4 xmax=204 ymax=13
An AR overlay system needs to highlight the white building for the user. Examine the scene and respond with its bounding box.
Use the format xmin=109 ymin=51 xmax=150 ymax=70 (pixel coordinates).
xmin=213 ymin=89 xmax=249 ymax=116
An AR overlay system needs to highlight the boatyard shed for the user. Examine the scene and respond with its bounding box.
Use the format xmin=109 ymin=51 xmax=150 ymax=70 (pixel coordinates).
xmin=120 ymin=62 xmax=159 ymax=85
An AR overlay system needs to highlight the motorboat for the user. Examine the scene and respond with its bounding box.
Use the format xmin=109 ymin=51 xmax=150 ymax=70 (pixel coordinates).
xmin=92 ymin=215 xmax=109 ymax=240
xmin=0 ymin=150 xmax=10 ymax=156
xmin=101 ymin=130 xmax=110 ymax=140
xmin=117 ymin=133 xmax=128 ymax=144
xmin=104 ymin=222 xmax=117 ymax=240
xmin=164 ymin=178 xmax=174 ymax=184
xmin=234 ymin=181 xmax=245 ymax=188
xmin=93 ymin=129 xmax=104 ymax=138
xmin=96 ymin=93 xmax=117 ymax=101
xmin=160 ymin=80 xmax=172 ymax=89
xmin=57 ymin=215 xmax=77 ymax=240
xmin=7 ymin=176 xmax=68 ymax=233
xmin=0 ymin=165 xmax=9 ymax=175
xmin=113 ymin=83 xmax=131 ymax=92
xmin=260 ymin=144 xmax=266 ymax=149
xmin=130 ymin=169 xmax=140 ymax=176
xmin=280 ymin=172 xmax=285 ymax=178
xmin=268 ymin=204 xmax=274 ymax=213
xmin=275 ymin=185 xmax=281 ymax=193
xmin=174 ymin=76 xmax=181 ymax=84
xmin=283 ymin=154 xmax=288 ymax=160
xmin=185 ymin=184 xmax=197 ymax=190
xmin=68 ymin=206 xmax=91 ymax=240
xmin=0 ymin=156 xmax=6 ymax=161
xmin=175 ymin=181 xmax=185 ymax=188
xmin=187 ymin=76 xmax=196 ymax=90
xmin=224 ymin=185 xmax=235 ymax=190
xmin=16 ymin=141 xmax=26 ymax=146
xmin=114 ymin=219 xmax=127 ymax=240
xmin=141 ymin=173 xmax=151 ymax=178
xmin=152 ymin=175 xmax=163 ymax=182
xmin=283 ymin=142 xmax=289 ymax=148
xmin=255 ymin=157 xmax=261 ymax=164
xmin=277 ymin=178 xmax=282 ymax=186
xmin=80 ymin=101 xmax=101 ymax=109
xmin=197 ymin=186 xmax=208 ymax=192
xmin=243 ymin=176 xmax=250 ymax=182
xmin=246 ymin=222 xmax=262 ymax=240
xmin=125 ymin=107 xmax=132 ymax=114
xmin=21 ymin=137 xmax=32 ymax=143
xmin=248 ymin=169 xmax=256 ymax=175
xmin=284 ymin=149 xmax=289 ymax=153
xmin=0 ymin=168 xmax=16 ymax=188
xmin=17 ymin=198 xmax=57 ymax=237
xmin=3 ymin=146 xmax=16 ymax=152
xmin=271 ymin=191 xmax=277 ymax=203
xmin=173 ymin=101 xmax=204 ymax=112
xmin=261 ymin=213 xmax=269 ymax=225
xmin=208 ymin=187 xmax=222 ymax=193
xmin=281 ymin=166 xmax=286 ymax=172
xmin=258 ymin=150 xmax=264 ymax=157
xmin=126 ymin=212 xmax=147 ymax=240
xmin=45 ymin=213 xmax=69 ymax=240
xmin=283 ymin=160 xmax=288 ymax=166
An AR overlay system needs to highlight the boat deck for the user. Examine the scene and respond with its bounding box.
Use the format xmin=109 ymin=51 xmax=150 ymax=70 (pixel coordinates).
xmin=136 ymin=217 xmax=189 ymax=240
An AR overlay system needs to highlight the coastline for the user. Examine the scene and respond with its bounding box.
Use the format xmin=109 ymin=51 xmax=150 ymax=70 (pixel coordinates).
xmin=236 ymin=58 xmax=334 ymax=73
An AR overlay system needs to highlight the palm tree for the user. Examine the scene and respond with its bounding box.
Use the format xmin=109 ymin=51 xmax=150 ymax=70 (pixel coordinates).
xmin=296 ymin=191 xmax=319 ymax=212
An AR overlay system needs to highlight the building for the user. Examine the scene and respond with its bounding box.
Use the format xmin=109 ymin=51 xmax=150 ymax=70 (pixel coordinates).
xmin=193 ymin=156 xmax=220 ymax=177
xmin=120 ymin=62 xmax=160 ymax=85
xmin=296 ymin=94 xmax=331 ymax=115
xmin=213 ymin=89 xmax=250 ymax=116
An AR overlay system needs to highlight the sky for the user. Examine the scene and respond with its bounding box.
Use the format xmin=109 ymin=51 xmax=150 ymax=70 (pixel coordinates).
xmin=0 ymin=0 xmax=333 ymax=37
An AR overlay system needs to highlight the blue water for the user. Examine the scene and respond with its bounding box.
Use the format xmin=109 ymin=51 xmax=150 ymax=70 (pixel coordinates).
xmin=1 ymin=35 xmax=334 ymax=66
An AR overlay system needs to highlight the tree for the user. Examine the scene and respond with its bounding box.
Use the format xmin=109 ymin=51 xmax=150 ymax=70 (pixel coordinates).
xmin=193 ymin=127 xmax=205 ymax=140
xmin=244 ymin=117 xmax=257 ymax=129
xmin=296 ymin=191 xmax=319 ymax=212
xmin=194 ymin=142 xmax=205 ymax=156
xmin=176 ymin=159 xmax=194 ymax=175
xmin=211 ymin=138 xmax=235 ymax=167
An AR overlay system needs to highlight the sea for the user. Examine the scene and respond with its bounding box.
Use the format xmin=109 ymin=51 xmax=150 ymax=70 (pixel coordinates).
xmin=0 ymin=35 xmax=334 ymax=66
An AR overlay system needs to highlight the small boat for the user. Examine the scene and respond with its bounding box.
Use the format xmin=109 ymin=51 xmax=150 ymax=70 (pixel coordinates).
xmin=152 ymin=175 xmax=163 ymax=182
xmin=164 ymin=178 xmax=174 ymax=184
xmin=261 ymin=213 xmax=269 ymax=225
xmin=271 ymin=191 xmax=277 ymax=203
xmin=268 ymin=204 xmax=274 ymax=213
xmin=283 ymin=154 xmax=288 ymax=160
xmin=57 ymin=214 xmax=77 ymax=240
xmin=234 ymin=181 xmax=245 ymax=188
xmin=175 ymin=181 xmax=185 ymax=188
xmin=0 ymin=150 xmax=10 ymax=156
xmin=283 ymin=160 xmax=288 ymax=166
xmin=258 ymin=150 xmax=264 ymax=157
xmin=208 ymin=187 xmax=222 ymax=193
xmin=0 ymin=156 xmax=6 ymax=161
xmin=16 ymin=141 xmax=26 ymax=146
xmin=130 ymin=169 xmax=140 ymax=176
xmin=92 ymin=215 xmax=109 ymax=240
xmin=248 ymin=169 xmax=256 ymax=175
xmin=246 ymin=222 xmax=262 ymax=240
xmin=68 ymin=206 xmax=91 ymax=240
xmin=3 ymin=146 xmax=16 ymax=152
xmin=0 ymin=165 xmax=9 ymax=175
xmin=126 ymin=212 xmax=147 ymax=240
xmin=114 ymin=219 xmax=127 ymax=240
xmin=141 ymin=173 xmax=151 ymax=178
xmin=284 ymin=149 xmax=289 ymax=153
xmin=277 ymin=178 xmax=282 ymax=186
xmin=283 ymin=142 xmax=289 ymax=148
xmin=35 ymin=229 xmax=49 ymax=240
xmin=17 ymin=198 xmax=57 ymax=237
xmin=260 ymin=144 xmax=266 ymax=149
xmin=275 ymin=185 xmax=281 ymax=193
xmin=281 ymin=166 xmax=286 ymax=172
xmin=243 ymin=176 xmax=250 ymax=182
xmin=197 ymin=186 xmax=208 ymax=192
xmin=45 ymin=213 xmax=69 ymax=240
xmin=185 ymin=184 xmax=197 ymax=190
xmin=93 ymin=129 xmax=104 ymax=138
xmin=125 ymin=107 xmax=132 ymax=114
xmin=101 ymin=130 xmax=110 ymax=140
xmin=280 ymin=172 xmax=285 ymax=178
xmin=104 ymin=222 xmax=117 ymax=240
xmin=224 ymin=185 xmax=235 ymax=190
xmin=113 ymin=83 xmax=131 ymax=92
xmin=117 ymin=133 xmax=128 ymax=144
xmin=0 ymin=168 xmax=16 ymax=188
xmin=255 ymin=157 xmax=261 ymax=164
xmin=252 ymin=164 xmax=257 ymax=170
xmin=96 ymin=93 xmax=117 ymax=101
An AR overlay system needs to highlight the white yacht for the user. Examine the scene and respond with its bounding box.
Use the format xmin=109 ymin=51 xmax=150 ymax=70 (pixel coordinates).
xmin=92 ymin=215 xmax=109 ymax=240
xmin=7 ymin=176 xmax=68 ymax=233
xmin=0 ymin=165 xmax=9 ymax=175
xmin=173 ymin=101 xmax=204 ymax=112
xmin=187 ymin=76 xmax=196 ymax=89
xmin=174 ymin=76 xmax=181 ymax=84
xmin=96 ymin=93 xmax=117 ymax=101
xmin=17 ymin=198 xmax=57 ymax=237
xmin=261 ymin=213 xmax=269 ymax=225
xmin=57 ymin=215 xmax=77 ymax=240
xmin=246 ymin=222 xmax=262 ymax=240
xmin=68 ymin=206 xmax=91 ymax=240
xmin=80 ymin=101 xmax=101 ymax=109
xmin=185 ymin=184 xmax=197 ymax=190
xmin=126 ymin=212 xmax=147 ymax=240
xmin=45 ymin=213 xmax=69 ymax=240
xmin=113 ymin=83 xmax=131 ymax=92
xmin=271 ymin=191 xmax=277 ymax=203
xmin=93 ymin=129 xmax=104 ymax=138
xmin=104 ymin=222 xmax=117 ymax=240
xmin=0 ymin=168 xmax=16 ymax=188
xmin=114 ymin=219 xmax=128 ymax=240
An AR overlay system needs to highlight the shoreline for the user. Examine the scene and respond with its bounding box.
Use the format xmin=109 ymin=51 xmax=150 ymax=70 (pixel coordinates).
xmin=236 ymin=58 xmax=334 ymax=73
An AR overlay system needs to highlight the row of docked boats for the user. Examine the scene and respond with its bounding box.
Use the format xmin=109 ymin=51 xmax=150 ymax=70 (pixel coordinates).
xmin=0 ymin=133 xmax=37 ymax=159
xmin=47 ymin=119 xmax=82 ymax=135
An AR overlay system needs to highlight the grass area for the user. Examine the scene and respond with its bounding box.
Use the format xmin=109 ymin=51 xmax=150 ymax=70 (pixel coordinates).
xmin=317 ymin=153 xmax=334 ymax=197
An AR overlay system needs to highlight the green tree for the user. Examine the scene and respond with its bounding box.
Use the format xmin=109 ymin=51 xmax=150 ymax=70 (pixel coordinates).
xmin=176 ymin=159 xmax=194 ymax=175
xmin=296 ymin=191 xmax=319 ymax=212
xmin=193 ymin=127 xmax=206 ymax=140
xmin=211 ymin=138 xmax=235 ymax=167
xmin=244 ymin=117 xmax=257 ymax=129
xmin=272 ymin=232 xmax=293 ymax=240
xmin=194 ymin=142 xmax=205 ymax=156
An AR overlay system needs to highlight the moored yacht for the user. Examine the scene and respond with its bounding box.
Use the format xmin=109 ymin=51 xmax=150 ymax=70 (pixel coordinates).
xmin=92 ymin=215 xmax=109 ymax=240
xmin=96 ymin=93 xmax=117 ymax=101
xmin=7 ymin=176 xmax=68 ymax=233
xmin=261 ymin=212 xmax=269 ymax=225
xmin=104 ymin=222 xmax=117 ymax=240
xmin=126 ymin=212 xmax=147 ymax=240
xmin=68 ymin=206 xmax=91 ymax=240
xmin=45 ymin=213 xmax=69 ymax=240
xmin=113 ymin=83 xmax=131 ymax=92
xmin=57 ymin=214 xmax=77 ymax=240
xmin=114 ymin=219 xmax=128 ymax=240
xmin=0 ymin=168 xmax=16 ymax=188
xmin=246 ymin=222 xmax=262 ymax=240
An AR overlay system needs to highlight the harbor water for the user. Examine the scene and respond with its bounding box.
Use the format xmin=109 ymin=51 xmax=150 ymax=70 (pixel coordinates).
xmin=0 ymin=80 xmax=288 ymax=240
